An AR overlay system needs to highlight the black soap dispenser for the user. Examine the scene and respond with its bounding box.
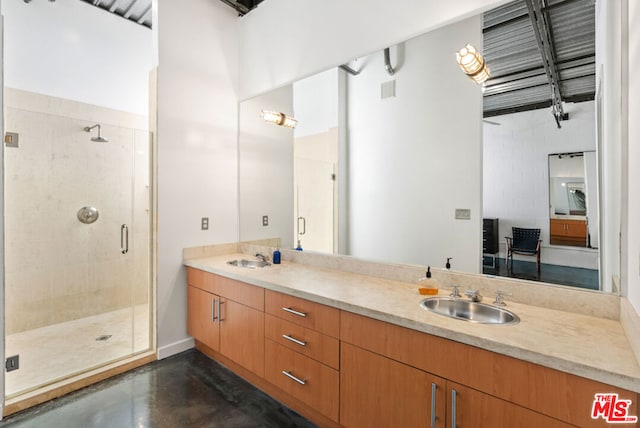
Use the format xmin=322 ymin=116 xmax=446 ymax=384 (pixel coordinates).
xmin=446 ymin=258 xmax=452 ymax=270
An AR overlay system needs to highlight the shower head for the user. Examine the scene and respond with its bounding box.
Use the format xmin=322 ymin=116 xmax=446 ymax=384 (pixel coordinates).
xmin=84 ymin=124 xmax=109 ymax=143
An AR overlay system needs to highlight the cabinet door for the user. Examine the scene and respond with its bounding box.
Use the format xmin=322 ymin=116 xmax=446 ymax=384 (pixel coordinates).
xmin=446 ymin=382 xmax=572 ymax=428
xmin=187 ymin=285 xmax=219 ymax=352
xmin=219 ymin=299 xmax=265 ymax=377
xmin=566 ymin=220 xmax=587 ymax=239
xmin=341 ymin=343 xmax=446 ymax=428
xmin=550 ymin=219 xmax=567 ymax=236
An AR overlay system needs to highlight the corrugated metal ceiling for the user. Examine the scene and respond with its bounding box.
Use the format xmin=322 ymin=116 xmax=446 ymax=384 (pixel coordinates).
xmin=78 ymin=0 xmax=265 ymax=28
xmin=79 ymin=0 xmax=152 ymax=28
xmin=81 ymin=0 xmax=593 ymax=121
xmin=482 ymin=0 xmax=596 ymax=118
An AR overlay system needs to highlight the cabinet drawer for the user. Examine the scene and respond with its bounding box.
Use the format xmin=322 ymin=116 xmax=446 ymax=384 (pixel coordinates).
xmin=265 ymin=339 xmax=339 ymax=421
xmin=187 ymin=267 xmax=219 ymax=295
xmin=265 ymin=290 xmax=340 ymax=338
xmin=213 ymin=274 xmax=264 ymax=311
xmin=265 ymin=314 xmax=339 ymax=369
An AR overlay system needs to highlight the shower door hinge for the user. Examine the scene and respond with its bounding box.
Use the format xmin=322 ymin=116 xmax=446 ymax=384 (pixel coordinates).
xmin=4 ymin=132 xmax=19 ymax=148
xmin=5 ymin=355 xmax=19 ymax=372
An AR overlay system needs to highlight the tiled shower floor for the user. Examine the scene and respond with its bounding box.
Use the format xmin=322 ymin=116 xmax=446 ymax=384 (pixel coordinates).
xmin=5 ymin=304 xmax=150 ymax=398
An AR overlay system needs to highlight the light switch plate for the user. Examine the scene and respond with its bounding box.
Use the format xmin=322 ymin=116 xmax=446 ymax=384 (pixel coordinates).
xmin=455 ymin=209 xmax=471 ymax=220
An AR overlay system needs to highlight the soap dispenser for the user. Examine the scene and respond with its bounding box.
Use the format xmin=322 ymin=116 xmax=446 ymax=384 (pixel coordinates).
xmin=273 ymin=248 xmax=281 ymax=264
xmin=418 ymin=266 xmax=439 ymax=295
xmin=446 ymin=258 xmax=453 ymax=270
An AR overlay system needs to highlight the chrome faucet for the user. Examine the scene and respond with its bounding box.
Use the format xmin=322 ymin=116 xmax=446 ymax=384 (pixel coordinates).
xmin=464 ymin=289 xmax=483 ymax=303
xmin=255 ymin=253 xmax=270 ymax=263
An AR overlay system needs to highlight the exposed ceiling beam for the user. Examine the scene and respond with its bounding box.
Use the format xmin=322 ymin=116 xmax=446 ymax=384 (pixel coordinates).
xmin=525 ymin=0 xmax=566 ymax=127
xmin=219 ymin=0 xmax=250 ymax=15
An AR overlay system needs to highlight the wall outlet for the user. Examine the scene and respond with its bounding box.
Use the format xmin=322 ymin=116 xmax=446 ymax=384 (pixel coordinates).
xmin=5 ymin=355 xmax=19 ymax=372
xmin=262 ymin=215 xmax=269 ymax=227
xmin=455 ymin=209 xmax=471 ymax=220
xmin=201 ymin=217 xmax=209 ymax=230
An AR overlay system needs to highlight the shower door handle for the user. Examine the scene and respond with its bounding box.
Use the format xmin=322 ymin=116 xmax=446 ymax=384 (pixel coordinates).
xmin=121 ymin=224 xmax=129 ymax=254
xmin=298 ymin=216 xmax=306 ymax=235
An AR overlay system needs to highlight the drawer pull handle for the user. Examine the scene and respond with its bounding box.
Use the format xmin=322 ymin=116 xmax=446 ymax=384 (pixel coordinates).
xmin=451 ymin=389 xmax=457 ymax=428
xmin=282 ymin=370 xmax=306 ymax=385
xmin=282 ymin=334 xmax=307 ymax=347
xmin=431 ymin=383 xmax=437 ymax=427
xmin=282 ymin=307 xmax=307 ymax=317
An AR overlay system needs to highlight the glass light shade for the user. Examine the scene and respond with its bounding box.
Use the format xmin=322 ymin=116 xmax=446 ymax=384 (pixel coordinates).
xmin=261 ymin=110 xmax=298 ymax=128
xmin=456 ymin=44 xmax=490 ymax=84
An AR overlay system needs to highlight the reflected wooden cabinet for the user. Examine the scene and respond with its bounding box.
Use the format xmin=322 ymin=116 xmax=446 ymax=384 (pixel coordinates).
xmin=550 ymin=218 xmax=587 ymax=246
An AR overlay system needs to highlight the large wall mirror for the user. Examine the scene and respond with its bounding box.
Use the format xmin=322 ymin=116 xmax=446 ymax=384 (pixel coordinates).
xmin=239 ymin=0 xmax=621 ymax=295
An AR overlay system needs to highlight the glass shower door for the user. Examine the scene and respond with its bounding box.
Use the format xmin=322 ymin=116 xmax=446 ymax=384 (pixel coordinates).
xmin=3 ymin=90 xmax=151 ymax=398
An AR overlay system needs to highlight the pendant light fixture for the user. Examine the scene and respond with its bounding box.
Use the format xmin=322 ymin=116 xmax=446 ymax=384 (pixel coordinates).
xmin=456 ymin=44 xmax=490 ymax=84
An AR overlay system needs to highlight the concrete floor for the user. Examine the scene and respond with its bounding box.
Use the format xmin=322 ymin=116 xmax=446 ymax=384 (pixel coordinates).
xmin=0 ymin=349 xmax=316 ymax=428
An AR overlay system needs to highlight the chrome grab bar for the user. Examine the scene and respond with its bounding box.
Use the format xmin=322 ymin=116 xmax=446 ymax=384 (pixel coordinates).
xmin=121 ymin=224 xmax=129 ymax=254
xmin=298 ymin=216 xmax=306 ymax=235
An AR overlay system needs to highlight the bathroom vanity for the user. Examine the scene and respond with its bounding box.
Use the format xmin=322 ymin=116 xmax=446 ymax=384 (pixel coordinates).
xmin=184 ymin=248 xmax=640 ymax=428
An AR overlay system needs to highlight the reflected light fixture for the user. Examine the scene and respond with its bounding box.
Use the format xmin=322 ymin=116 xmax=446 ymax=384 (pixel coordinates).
xmin=261 ymin=110 xmax=298 ymax=128
xmin=456 ymin=44 xmax=490 ymax=84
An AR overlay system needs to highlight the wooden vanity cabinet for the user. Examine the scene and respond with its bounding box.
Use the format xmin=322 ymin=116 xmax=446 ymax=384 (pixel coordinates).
xmin=340 ymin=311 xmax=638 ymax=428
xmin=186 ymin=267 xmax=265 ymax=377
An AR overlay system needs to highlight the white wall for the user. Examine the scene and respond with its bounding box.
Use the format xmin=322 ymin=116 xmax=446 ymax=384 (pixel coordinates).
xmin=627 ymin=0 xmax=640 ymax=313
xmin=238 ymin=0 xmax=506 ymax=100
xmin=238 ymin=86 xmax=294 ymax=248
xmin=156 ymin=0 xmax=239 ymax=357
xmin=346 ymin=17 xmax=482 ymax=273
xmin=0 ymin=15 xmax=5 ymax=418
xmin=1 ymin=0 xmax=152 ymax=115
xmin=483 ymin=102 xmax=599 ymax=269
xmin=293 ymin=68 xmax=339 ymax=139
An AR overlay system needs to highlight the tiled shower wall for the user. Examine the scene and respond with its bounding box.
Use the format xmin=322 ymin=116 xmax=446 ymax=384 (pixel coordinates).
xmin=4 ymin=88 xmax=150 ymax=335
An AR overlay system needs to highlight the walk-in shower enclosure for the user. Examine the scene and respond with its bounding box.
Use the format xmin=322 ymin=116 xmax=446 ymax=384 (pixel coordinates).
xmin=2 ymin=0 xmax=154 ymax=401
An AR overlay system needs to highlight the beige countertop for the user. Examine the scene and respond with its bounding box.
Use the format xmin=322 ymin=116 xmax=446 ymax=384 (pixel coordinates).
xmin=184 ymin=253 xmax=640 ymax=393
